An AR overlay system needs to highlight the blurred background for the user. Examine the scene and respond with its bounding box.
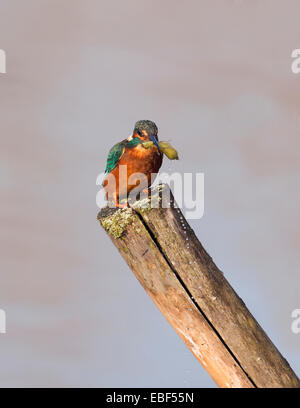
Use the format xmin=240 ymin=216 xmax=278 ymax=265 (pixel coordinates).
xmin=0 ymin=0 xmax=299 ymax=387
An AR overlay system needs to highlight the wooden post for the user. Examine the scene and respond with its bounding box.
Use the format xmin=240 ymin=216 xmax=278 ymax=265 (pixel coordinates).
xmin=97 ymin=184 xmax=300 ymax=388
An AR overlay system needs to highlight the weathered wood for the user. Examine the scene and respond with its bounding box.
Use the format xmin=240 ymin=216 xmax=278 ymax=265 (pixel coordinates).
xmin=97 ymin=184 xmax=300 ymax=388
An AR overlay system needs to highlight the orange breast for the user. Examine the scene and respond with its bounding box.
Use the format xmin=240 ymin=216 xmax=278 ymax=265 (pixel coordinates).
xmin=104 ymin=144 xmax=163 ymax=200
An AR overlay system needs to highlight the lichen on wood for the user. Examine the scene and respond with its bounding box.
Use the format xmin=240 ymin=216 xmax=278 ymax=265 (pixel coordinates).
xmin=97 ymin=207 xmax=135 ymax=239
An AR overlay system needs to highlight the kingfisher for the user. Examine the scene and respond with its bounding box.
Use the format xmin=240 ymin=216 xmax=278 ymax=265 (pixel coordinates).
xmin=103 ymin=120 xmax=164 ymax=208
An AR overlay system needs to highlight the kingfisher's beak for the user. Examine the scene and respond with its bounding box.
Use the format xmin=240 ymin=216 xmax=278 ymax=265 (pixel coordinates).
xmin=150 ymin=134 xmax=160 ymax=151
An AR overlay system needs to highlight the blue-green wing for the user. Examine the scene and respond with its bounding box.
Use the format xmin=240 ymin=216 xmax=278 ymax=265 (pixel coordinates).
xmin=104 ymin=142 xmax=125 ymax=174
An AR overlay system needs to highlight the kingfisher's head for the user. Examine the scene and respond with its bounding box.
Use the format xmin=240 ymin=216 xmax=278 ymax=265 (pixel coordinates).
xmin=132 ymin=120 xmax=160 ymax=150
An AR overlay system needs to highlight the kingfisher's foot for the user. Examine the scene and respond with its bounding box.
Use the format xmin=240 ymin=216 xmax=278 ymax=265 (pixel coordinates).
xmin=141 ymin=188 xmax=151 ymax=198
xmin=115 ymin=201 xmax=129 ymax=209
xmin=111 ymin=193 xmax=129 ymax=209
xmin=115 ymin=196 xmax=129 ymax=208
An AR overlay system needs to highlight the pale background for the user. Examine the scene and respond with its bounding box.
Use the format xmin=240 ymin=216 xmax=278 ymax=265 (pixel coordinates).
xmin=0 ymin=0 xmax=299 ymax=387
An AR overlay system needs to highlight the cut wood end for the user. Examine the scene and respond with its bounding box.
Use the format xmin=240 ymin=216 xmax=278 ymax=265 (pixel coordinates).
xmin=97 ymin=207 xmax=135 ymax=239
xmin=97 ymin=184 xmax=173 ymax=239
